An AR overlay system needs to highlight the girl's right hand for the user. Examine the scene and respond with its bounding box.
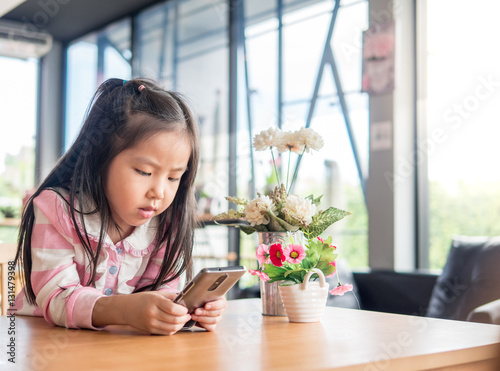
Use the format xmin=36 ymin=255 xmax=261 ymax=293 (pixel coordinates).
xmin=124 ymin=291 xmax=192 ymax=335
xmin=93 ymin=291 xmax=191 ymax=335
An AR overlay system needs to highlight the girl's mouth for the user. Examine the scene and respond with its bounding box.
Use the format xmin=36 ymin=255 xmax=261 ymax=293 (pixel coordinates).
xmin=138 ymin=207 xmax=156 ymax=219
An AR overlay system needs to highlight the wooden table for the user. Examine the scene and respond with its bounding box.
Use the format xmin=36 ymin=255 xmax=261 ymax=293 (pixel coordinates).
xmin=1 ymin=299 xmax=499 ymax=370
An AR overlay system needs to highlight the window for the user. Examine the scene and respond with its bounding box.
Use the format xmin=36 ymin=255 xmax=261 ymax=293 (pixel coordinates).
xmin=135 ymin=0 xmax=230 ymax=275
xmin=241 ymin=0 xmax=369 ymax=269
xmin=65 ymin=19 xmax=132 ymax=149
xmin=0 ymin=57 xmax=37 ymax=243
xmin=420 ymin=0 xmax=500 ymax=269
xmin=62 ymin=0 xmax=368 ymax=281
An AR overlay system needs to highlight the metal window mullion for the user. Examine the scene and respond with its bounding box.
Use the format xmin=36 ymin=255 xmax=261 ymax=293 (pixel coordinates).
xmin=228 ymin=0 xmax=242 ymax=269
xmin=96 ymin=34 xmax=106 ymax=85
xmin=277 ymin=0 xmax=283 ymax=130
xmin=173 ymin=2 xmax=179 ymax=90
xmin=243 ymin=11 xmax=256 ymax=198
xmin=157 ymin=4 xmax=170 ymax=82
xmin=416 ymin=0 xmax=429 ymax=269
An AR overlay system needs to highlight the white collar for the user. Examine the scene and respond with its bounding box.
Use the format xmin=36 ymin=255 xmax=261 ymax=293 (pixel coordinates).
xmin=57 ymin=188 xmax=158 ymax=252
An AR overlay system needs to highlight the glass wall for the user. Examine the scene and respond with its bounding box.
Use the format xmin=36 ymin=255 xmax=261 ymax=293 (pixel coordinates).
xmin=241 ymin=0 xmax=369 ymax=270
xmin=134 ymin=0 xmax=230 ymax=276
xmin=63 ymin=0 xmax=369 ymax=281
xmin=65 ymin=19 xmax=132 ymax=149
xmin=0 ymin=57 xmax=38 ymax=243
xmin=421 ymin=0 xmax=500 ymax=269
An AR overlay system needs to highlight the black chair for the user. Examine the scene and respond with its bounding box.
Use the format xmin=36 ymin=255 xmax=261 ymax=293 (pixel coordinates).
xmin=345 ymin=236 xmax=500 ymax=324
xmin=426 ymin=236 xmax=500 ymax=323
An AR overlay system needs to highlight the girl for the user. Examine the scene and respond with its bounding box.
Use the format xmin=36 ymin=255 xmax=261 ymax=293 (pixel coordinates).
xmin=14 ymin=78 xmax=225 ymax=335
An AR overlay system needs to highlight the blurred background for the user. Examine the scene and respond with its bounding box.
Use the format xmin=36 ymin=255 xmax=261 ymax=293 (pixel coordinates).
xmin=1 ymin=0 xmax=500 ymax=294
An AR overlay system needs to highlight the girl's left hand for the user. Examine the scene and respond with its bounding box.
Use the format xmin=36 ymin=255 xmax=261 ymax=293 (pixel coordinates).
xmin=191 ymin=297 xmax=227 ymax=331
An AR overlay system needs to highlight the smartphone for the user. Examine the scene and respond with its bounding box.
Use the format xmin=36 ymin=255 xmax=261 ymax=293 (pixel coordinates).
xmin=174 ymin=266 xmax=246 ymax=328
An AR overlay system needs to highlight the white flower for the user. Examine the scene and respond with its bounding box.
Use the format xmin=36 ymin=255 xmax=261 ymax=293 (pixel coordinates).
xmin=295 ymin=127 xmax=324 ymax=152
xmin=283 ymin=194 xmax=317 ymax=225
xmin=253 ymin=127 xmax=282 ymax=151
xmin=244 ymin=195 xmax=277 ymax=226
xmin=275 ymin=131 xmax=304 ymax=154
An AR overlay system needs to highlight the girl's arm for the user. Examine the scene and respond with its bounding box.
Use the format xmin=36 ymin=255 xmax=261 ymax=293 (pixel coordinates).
xmin=25 ymin=191 xmax=106 ymax=329
xmin=26 ymin=190 xmax=192 ymax=334
xmin=92 ymin=291 xmax=191 ymax=335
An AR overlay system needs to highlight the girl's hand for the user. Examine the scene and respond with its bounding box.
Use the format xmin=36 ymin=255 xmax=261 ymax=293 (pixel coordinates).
xmin=124 ymin=291 xmax=192 ymax=335
xmin=190 ymin=297 xmax=227 ymax=332
xmin=93 ymin=291 xmax=191 ymax=335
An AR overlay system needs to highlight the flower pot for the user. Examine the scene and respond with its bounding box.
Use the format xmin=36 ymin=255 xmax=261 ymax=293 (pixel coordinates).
xmin=258 ymin=231 xmax=303 ymax=316
xmin=279 ymin=268 xmax=329 ymax=323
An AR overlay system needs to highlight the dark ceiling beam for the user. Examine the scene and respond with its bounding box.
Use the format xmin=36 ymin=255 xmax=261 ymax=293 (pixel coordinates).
xmin=1 ymin=0 xmax=163 ymax=42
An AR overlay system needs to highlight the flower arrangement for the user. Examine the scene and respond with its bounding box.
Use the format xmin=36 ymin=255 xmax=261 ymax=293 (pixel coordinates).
xmin=214 ymin=126 xmax=353 ymax=294
xmin=248 ymin=233 xmax=353 ymax=296
xmin=214 ymin=127 xmax=350 ymax=238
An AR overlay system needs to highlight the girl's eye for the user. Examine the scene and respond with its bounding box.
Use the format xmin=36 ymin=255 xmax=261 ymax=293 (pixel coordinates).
xmin=168 ymin=177 xmax=180 ymax=182
xmin=135 ymin=169 xmax=151 ymax=176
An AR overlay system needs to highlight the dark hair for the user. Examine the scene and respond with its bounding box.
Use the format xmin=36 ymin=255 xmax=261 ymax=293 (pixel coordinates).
xmin=15 ymin=78 xmax=199 ymax=304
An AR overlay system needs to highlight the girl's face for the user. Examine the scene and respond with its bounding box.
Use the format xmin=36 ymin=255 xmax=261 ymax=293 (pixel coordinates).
xmin=104 ymin=129 xmax=191 ymax=242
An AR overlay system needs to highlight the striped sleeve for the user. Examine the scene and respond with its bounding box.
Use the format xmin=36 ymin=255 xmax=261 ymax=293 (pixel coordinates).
xmin=134 ymin=245 xmax=180 ymax=293
xmin=30 ymin=190 xmax=104 ymax=329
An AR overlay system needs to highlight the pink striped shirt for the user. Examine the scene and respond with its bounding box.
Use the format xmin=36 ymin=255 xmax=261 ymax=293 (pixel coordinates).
xmin=14 ymin=189 xmax=179 ymax=329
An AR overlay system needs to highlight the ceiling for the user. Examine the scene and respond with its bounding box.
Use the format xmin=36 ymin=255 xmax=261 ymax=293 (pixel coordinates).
xmin=1 ymin=0 xmax=162 ymax=42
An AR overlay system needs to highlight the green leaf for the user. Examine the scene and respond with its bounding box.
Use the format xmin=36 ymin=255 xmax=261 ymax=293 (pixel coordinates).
xmin=319 ymin=252 xmax=338 ymax=264
xmin=263 ymin=263 xmax=285 ymax=274
xmin=306 ymin=238 xmax=322 ymax=253
xmin=267 ymin=209 xmax=300 ymax=232
xmin=239 ymin=224 xmax=268 ymax=235
xmin=324 ymin=235 xmax=333 ymax=246
xmin=284 ymin=268 xmax=306 ymax=277
xmin=305 ymin=250 xmax=320 ymax=267
xmin=308 ymin=207 xmax=351 ymax=238
xmin=316 ymin=258 xmax=336 ymax=273
xmin=316 ymin=264 xmax=336 ymax=277
xmin=306 ymin=194 xmax=323 ymax=207
xmin=267 ymin=277 xmax=286 ymax=283
xmin=301 ymin=257 xmax=313 ymax=270
xmin=262 ymin=263 xmax=288 ymax=281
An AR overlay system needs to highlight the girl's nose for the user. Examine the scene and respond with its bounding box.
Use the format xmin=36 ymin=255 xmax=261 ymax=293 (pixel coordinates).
xmin=147 ymin=183 xmax=164 ymax=200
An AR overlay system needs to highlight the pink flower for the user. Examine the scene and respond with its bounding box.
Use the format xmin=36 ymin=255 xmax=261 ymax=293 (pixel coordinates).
xmin=248 ymin=269 xmax=270 ymax=282
xmin=256 ymin=244 xmax=269 ymax=265
xmin=330 ymin=283 xmax=353 ymax=296
xmin=269 ymin=243 xmax=286 ymax=267
xmin=283 ymin=244 xmax=306 ymax=264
